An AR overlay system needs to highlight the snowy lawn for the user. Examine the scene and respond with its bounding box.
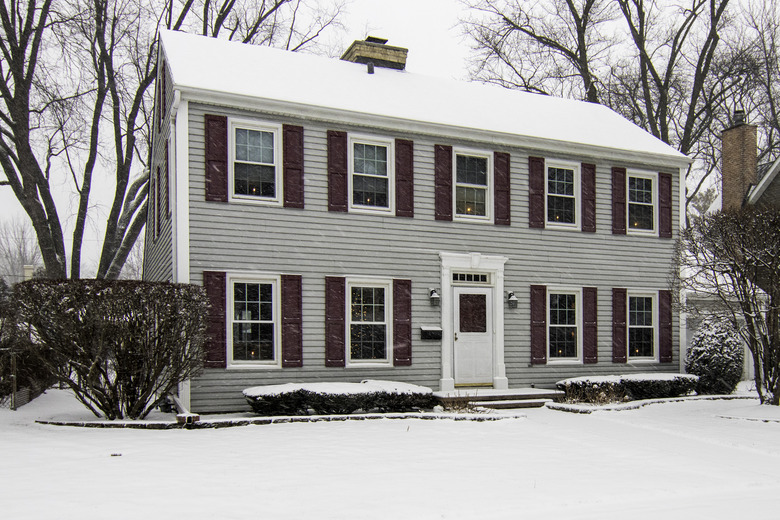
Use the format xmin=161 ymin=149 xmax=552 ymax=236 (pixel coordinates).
xmin=3 ymin=389 xmax=780 ymax=519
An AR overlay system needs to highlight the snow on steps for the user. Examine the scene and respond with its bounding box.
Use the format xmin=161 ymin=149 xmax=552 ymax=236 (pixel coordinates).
xmin=434 ymin=388 xmax=564 ymax=410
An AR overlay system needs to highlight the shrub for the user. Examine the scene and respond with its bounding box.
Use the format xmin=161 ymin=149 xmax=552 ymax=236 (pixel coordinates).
xmin=244 ymin=382 xmax=438 ymax=416
xmin=13 ymin=279 xmax=209 ymax=419
xmin=685 ymin=317 xmax=744 ymax=395
xmin=557 ymin=373 xmax=698 ymax=403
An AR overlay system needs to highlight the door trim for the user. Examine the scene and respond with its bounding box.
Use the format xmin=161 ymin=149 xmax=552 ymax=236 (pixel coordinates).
xmin=439 ymin=252 xmax=508 ymax=391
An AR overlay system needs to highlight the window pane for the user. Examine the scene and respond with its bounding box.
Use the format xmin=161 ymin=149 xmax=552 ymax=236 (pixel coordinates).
xmin=236 ymin=128 xmax=274 ymax=164
xmin=233 ymin=322 xmax=275 ymax=361
xmin=235 ymin=163 xmax=276 ymax=197
xmin=459 ymin=294 xmax=487 ymax=332
xmin=350 ymin=324 xmax=387 ymax=360
xmin=351 ymin=287 xmax=385 ymax=322
xmin=629 ymin=327 xmax=653 ymax=357
xmin=353 ymin=174 xmax=388 ymax=207
xmin=456 ymin=186 xmax=487 ymax=216
xmin=548 ymin=167 xmax=574 ymax=196
xmin=549 ymin=326 xmax=577 ymax=358
xmin=629 ymin=297 xmax=653 ymax=326
xmin=548 ymin=195 xmax=575 ymax=224
xmin=628 ymin=202 xmax=653 ymax=230
xmin=354 ymin=143 xmax=388 ymax=177
xmin=629 ymin=177 xmax=653 ymax=203
xmin=456 ymin=155 xmax=487 ymax=186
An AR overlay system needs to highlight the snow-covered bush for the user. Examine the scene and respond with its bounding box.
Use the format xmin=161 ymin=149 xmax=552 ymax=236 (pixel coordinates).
xmin=685 ymin=317 xmax=744 ymax=395
xmin=557 ymin=374 xmax=698 ymax=403
xmin=244 ymin=381 xmax=438 ymax=416
xmin=13 ymin=280 xmax=209 ymax=419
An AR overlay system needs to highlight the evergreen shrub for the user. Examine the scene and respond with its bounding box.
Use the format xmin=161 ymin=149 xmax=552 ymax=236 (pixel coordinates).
xmin=685 ymin=317 xmax=744 ymax=395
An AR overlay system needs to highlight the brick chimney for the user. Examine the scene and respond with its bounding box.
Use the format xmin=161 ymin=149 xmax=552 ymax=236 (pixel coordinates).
xmin=721 ymin=109 xmax=757 ymax=210
xmin=340 ymin=37 xmax=408 ymax=71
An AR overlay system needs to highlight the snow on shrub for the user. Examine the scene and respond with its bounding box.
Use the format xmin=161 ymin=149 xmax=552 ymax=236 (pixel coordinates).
xmin=13 ymin=279 xmax=209 ymax=420
xmin=243 ymin=380 xmax=438 ymax=416
xmin=557 ymin=373 xmax=698 ymax=404
xmin=685 ymin=317 xmax=744 ymax=395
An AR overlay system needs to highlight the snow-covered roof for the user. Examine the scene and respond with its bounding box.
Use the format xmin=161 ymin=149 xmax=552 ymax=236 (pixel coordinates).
xmin=160 ymin=30 xmax=689 ymax=164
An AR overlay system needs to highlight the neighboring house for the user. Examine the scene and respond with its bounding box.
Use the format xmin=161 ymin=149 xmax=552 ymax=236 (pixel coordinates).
xmin=685 ymin=110 xmax=779 ymax=380
xmin=143 ymin=31 xmax=692 ymax=413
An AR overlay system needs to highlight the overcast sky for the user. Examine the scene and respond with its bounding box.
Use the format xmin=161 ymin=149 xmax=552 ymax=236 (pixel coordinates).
xmin=342 ymin=0 xmax=471 ymax=80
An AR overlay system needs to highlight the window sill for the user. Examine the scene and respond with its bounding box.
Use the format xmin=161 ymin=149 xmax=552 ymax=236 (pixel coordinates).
xmin=227 ymin=195 xmax=283 ymax=207
xmin=453 ymin=216 xmax=494 ymax=225
xmin=545 ymin=222 xmax=581 ymax=232
xmin=349 ymin=206 xmax=394 ymax=216
xmin=547 ymin=359 xmax=583 ymax=365
xmin=226 ymin=364 xmax=282 ymax=370
xmin=346 ymin=362 xmax=393 ymax=369
xmin=626 ymin=229 xmax=659 ymax=238
xmin=626 ymin=358 xmax=659 ymax=364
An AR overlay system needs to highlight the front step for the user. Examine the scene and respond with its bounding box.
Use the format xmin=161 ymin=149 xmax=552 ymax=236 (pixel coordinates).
xmin=434 ymin=388 xmax=564 ymax=410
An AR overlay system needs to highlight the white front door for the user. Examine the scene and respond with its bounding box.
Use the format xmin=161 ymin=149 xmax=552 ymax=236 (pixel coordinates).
xmin=454 ymin=287 xmax=493 ymax=385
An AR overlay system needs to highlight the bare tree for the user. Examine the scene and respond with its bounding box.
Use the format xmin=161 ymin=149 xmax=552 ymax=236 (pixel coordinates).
xmin=461 ymin=0 xmax=761 ymax=221
xmin=0 ymin=218 xmax=42 ymax=285
xmin=675 ymin=208 xmax=780 ymax=405
xmin=0 ymin=0 xmax=344 ymax=280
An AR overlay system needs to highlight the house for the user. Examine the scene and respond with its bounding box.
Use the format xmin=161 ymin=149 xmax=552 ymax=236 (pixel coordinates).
xmin=143 ymin=31 xmax=692 ymax=413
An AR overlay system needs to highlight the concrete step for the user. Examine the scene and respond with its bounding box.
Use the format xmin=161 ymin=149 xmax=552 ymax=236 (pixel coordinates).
xmin=477 ymin=398 xmax=552 ymax=409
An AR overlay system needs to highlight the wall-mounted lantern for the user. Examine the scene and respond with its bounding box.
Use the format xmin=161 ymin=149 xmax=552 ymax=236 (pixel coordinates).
xmin=429 ymin=288 xmax=441 ymax=306
xmin=507 ymin=291 xmax=518 ymax=309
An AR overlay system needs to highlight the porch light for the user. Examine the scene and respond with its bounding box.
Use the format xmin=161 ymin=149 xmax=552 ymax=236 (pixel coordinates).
xmin=429 ymin=288 xmax=441 ymax=306
xmin=507 ymin=291 xmax=518 ymax=309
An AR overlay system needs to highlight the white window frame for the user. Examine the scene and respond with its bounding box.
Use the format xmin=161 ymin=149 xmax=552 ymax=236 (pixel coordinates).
xmin=453 ymin=148 xmax=493 ymax=223
xmin=226 ymin=273 xmax=282 ymax=369
xmin=345 ymin=277 xmax=393 ymax=367
xmin=545 ymin=160 xmax=581 ymax=230
xmin=626 ymin=170 xmax=658 ymax=236
xmin=348 ymin=134 xmax=395 ymax=215
xmin=228 ymin=118 xmax=283 ymax=206
xmin=627 ymin=290 xmax=659 ymax=362
xmin=546 ymin=287 xmax=583 ymax=364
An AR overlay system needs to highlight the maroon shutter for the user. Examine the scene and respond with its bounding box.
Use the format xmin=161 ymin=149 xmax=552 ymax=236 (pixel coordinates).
xmin=327 ymin=130 xmax=348 ymax=212
xmin=165 ymin=140 xmax=170 ymax=216
xmin=582 ymin=163 xmax=596 ymax=233
xmin=530 ymin=285 xmax=547 ymax=364
xmin=325 ymin=276 xmax=346 ymax=367
xmin=161 ymin=63 xmax=166 ymax=129
xmin=203 ymin=271 xmax=227 ymax=368
xmin=393 ymin=279 xmax=412 ymax=366
xmin=434 ymin=144 xmax=452 ymax=221
xmin=528 ymin=156 xmax=545 ymax=228
xmin=612 ymin=288 xmax=627 ymax=363
xmin=659 ymin=172 xmax=673 ymax=238
xmin=157 ymin=65 xmax=163 ymax=132
xmin=612 ymin=167 xmax=626 ymax=234
xmin=283 ymin=125 xmax=304 ymax=209
xmin=659 ymin=289 xmax=673 ymax=363
xmin=281 ymin=275 xmax=303 ymax=367
xmin=395 ymin=139 xmax=414 ymax=217
xmin=583 ymin=286 xmax=598 ymax=364
xmin=494 ymin=151 xmax=511 ymax=225
xmin=204 ymin=114 xmax=228 ymax=202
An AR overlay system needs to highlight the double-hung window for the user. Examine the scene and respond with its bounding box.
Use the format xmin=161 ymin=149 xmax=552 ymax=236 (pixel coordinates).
xmin=548 ymin=289 xmax=581 ymax=361
xmin=347 ymin=279 xmax=392 ymax=364
xmin=349 ymin=136 xmax=394 ymax=213
xmin=546 ymin=162 xmax=579 ymax=228
xmin=229 ymin=275 xmax=280 ymax=366
xmin=230 ymin=120 xmax=281 ymax=204
xmin=628 ymin=293 xmax=656 ymax=359
xmin=627 ymin=172 xmax=657 ymax=234
xmin=455 ymin=151 xmax=492 ymax=221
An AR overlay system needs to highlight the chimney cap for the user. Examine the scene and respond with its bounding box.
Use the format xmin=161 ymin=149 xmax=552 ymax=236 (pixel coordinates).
xmin=365 ymin=36 xmax=388 ymax=45
xmin=734 ymin=109 xmax=746 ymax=126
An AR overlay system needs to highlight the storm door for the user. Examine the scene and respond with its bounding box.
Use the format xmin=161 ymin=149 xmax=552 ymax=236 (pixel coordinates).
xmin=453 ymin=287 xmax=493 ymax=385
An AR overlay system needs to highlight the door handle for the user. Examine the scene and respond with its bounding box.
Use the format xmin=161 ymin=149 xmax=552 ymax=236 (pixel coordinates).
xmin=454 ymin=333 xmax=458 ymax=341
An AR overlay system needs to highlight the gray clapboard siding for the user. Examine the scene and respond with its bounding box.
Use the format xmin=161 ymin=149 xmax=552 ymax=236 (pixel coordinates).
xmin=142 ymin=60 xmax=174 ymax=282
xmin=185 ymin=102 xmax=680 ymax=413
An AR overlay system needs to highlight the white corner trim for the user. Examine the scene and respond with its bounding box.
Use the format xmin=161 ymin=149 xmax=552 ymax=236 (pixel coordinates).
xmin=173 ymin=98 xmax=190 ymax=284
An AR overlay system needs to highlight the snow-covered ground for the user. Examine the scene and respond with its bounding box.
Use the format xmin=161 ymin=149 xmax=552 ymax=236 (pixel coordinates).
xmin=2 ymin=388 xmax=780 ymax=519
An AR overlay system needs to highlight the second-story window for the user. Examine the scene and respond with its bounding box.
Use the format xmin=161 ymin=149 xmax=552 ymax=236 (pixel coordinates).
xmin=546 ymin=161 xmax=580 ymax=229
xmin=230 ymin=120 xmax=282 ymax=205
xmin=627 ymin=172 xmax=657 ymax=233
xmin=349 ymin=135 xmax=394 ymax=213
xmin=455 ymin=151 xmax=492 ymax=221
